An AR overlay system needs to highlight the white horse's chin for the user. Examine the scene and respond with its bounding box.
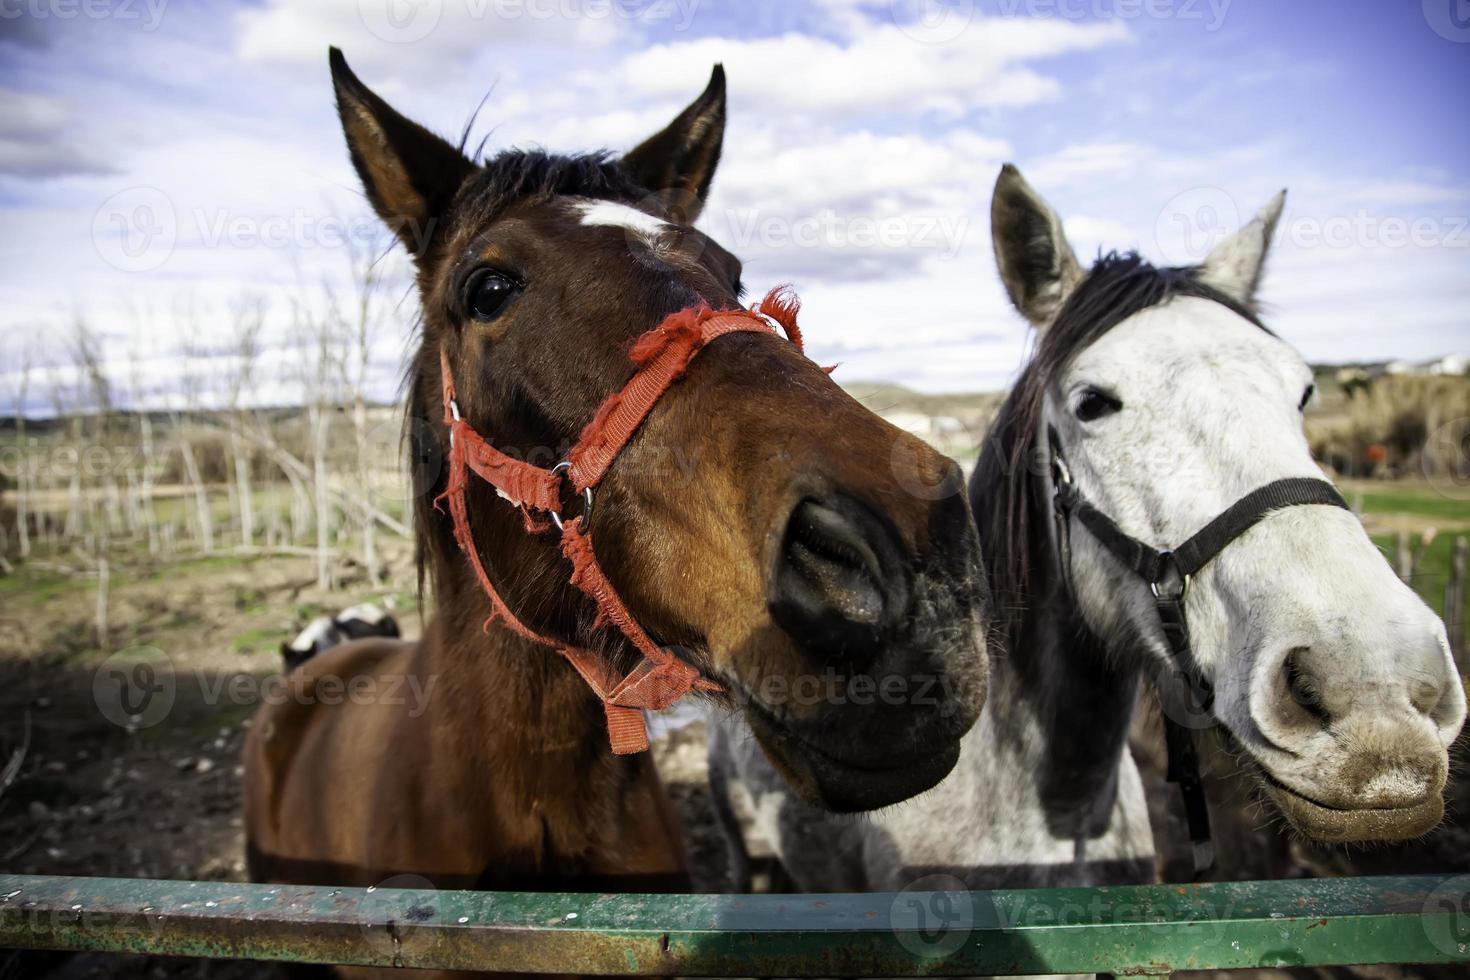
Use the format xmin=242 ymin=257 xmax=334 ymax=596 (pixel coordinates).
xmin=1258 ymin=772 xmax=1445 ymax=844
xmin=1222 ymin=725 xmax=1451 ymax=844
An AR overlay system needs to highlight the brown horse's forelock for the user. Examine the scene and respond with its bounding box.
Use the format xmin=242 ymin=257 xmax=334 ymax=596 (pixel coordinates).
xmin=971 ymin=251 xmax=1270 ymax=648
xmin=398 ymin=148 xmax=680 ymax=618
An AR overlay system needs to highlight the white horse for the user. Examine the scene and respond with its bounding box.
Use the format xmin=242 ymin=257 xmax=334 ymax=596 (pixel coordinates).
xmin=709 ymin=165 xmax=1467 ymax=893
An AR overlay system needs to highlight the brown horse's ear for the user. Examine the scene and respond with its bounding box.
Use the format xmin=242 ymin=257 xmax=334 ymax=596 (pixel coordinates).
xmin=991 ymin=163 xmax=1083 ymax=329
xmin=621 ymin=64 xmax=725 ymax=224
xmin=329 ymin=47 xmax=475 ymax=257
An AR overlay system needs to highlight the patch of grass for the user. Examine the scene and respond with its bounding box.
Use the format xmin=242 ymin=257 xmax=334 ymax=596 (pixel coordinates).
xmin=1370 ymin=532 xmax=1464 ymax=623
xmin=0 ymin=568 xmax=83 ymax=603
xmin=234 ymin=587 xmax=267 ymax=612
xmin=1352 ymin=485 xmax=1470 ymax=525
xmin=230 ymin=627 xmax=289 ymax=656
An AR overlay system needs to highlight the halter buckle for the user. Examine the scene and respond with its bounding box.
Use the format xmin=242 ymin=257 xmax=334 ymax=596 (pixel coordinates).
xmin=447 ymin=399 xmax=462 ymax=448
xmin=548 ymin=460 xmax=595 ymax=533
xmin=1149 ymin=551 xmax=1191 ymax=601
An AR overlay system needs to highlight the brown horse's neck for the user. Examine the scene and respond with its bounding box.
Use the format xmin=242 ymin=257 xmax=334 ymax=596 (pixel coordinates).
xmin=414 ymin=581 xmax=692 ymax=890
xmin=424 ymin=582 xmax=610 ymax=760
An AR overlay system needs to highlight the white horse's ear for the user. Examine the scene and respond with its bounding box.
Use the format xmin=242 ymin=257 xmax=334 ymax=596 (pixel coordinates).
xmin=990 ymin=164 xmax=1083 ymax=329
xmin=1198 ymin=190 xmax=1286 ymax=308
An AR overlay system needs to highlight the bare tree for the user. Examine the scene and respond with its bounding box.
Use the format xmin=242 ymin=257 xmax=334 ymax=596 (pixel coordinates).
xmin=123 ymin=317 xmax=161 ymax=556
xmin=5 ymin=335 xmax=35 ymax=559
xmin=325 ymin=220 xmax=394 ymax=584
xmin=68 ymin=316 xmax=125 ymax=542
xmin=172 ymin=297 xmax=215 ymax=553
xmin=226 ymin=294 xmax=266 ymax=549
xmin=290 ymin=292 xmax=343 ymax=591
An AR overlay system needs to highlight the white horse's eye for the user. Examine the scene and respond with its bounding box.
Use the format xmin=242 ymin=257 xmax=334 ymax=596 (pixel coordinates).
xmin=1076 ymin=387 xmax=1123 ymax=422
xmin=1299 ymin=383 xmax=1316 ymax=411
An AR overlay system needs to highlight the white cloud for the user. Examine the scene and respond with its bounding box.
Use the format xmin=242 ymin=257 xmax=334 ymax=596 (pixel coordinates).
xmin=235 ymin=0 xmax=627 ymax=78
xmin=0 ymin=89 xmax=115 ymax=177
xmin=621 ymin=17 xmax=1130 ymax=118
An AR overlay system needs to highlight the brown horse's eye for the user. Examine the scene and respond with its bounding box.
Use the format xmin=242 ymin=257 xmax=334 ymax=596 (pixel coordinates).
xmin=466 ymin=271 xmax=519 ymax=322
xmin=1075 ymin=387 xmax=1122 ymax=422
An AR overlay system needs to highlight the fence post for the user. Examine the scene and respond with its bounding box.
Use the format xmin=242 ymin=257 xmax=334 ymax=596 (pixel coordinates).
xmin=1448 ymin=536 xmax=1467 ymax=670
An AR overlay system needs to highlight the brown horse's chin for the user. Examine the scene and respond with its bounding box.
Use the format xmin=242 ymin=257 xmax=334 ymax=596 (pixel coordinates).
xmin=1258 ymin=775 xmax=1444 ymax=844
xmin=740 ymin=698 xmax=964 ymax=813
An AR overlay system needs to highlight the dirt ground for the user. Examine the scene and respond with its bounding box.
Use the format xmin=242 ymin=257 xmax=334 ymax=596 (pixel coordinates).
xmin=0 ymin=545 xmax=1466 ymax=979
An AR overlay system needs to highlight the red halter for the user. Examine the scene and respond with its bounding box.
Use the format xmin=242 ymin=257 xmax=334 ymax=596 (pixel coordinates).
xmin=435 ymin=289 xmax=805 ymax=755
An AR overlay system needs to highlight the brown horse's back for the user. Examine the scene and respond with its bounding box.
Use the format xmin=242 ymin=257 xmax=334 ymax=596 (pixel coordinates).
xmin=243 ymin=630 xmax=690 ymax=977
xmin=245 ymin=636 xmax=425 ymax=886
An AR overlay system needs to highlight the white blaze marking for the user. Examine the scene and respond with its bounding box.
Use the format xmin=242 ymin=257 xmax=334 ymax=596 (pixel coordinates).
xmin=573 ymin=200 xmax=671 ymax=245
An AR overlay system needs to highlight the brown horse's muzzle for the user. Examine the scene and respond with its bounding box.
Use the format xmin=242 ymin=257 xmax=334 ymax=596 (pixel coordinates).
xmin=736 ymin=471 xmax=990 ymax=813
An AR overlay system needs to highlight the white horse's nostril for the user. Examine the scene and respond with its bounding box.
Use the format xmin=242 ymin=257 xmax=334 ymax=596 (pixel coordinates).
xmin=1282 ymin=648 xmax=1330 ymax=725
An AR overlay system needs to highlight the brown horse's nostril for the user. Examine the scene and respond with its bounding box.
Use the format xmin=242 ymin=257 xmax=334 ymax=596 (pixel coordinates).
xmin=770 ymin=497 xmax=907 ymax=664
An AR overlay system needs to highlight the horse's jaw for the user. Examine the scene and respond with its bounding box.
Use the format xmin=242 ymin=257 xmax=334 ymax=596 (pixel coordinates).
xmin=738 ymin=693 xmax=965 ymax=813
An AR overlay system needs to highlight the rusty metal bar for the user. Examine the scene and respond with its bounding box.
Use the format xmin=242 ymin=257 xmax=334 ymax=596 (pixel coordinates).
xmin=2 ymin=873 xmax=1466 ymax=975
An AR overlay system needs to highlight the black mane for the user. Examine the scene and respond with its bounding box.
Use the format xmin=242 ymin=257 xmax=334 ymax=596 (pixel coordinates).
xmin=452 ymin=149 xmax=652 ymax=234
xmin=970 ymin=251 xmax=1267 ymax=645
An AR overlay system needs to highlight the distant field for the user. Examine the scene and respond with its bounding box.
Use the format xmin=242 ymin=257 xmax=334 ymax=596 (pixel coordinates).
xmin=1349 ymin=483 xmax=1470 ymax=527
xmin=1345 ymin=480 xmax=1469 ymax=626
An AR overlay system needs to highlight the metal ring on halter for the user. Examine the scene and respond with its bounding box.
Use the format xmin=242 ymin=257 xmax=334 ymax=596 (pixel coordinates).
xmin=1052 ymin=452 xmax=1073 ymax=488
xmin=549 ymin=461 xmax=595 ymax=532
xmin=1149 ymin=552 xmax=1191 ymax=601
xmin=447 ymin=399 xmax=461 ymax=448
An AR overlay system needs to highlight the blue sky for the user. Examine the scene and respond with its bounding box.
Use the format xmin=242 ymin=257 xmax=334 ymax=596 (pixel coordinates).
xmin=1 ymin=0 xmax=1467 ymax=409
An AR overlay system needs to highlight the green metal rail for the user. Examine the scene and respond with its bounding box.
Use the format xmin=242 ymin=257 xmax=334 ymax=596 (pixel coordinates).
xmin=2 ymin=873 xmax=1467 ymax=975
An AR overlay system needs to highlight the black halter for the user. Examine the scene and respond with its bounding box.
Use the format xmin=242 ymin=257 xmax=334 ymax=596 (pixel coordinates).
xmin=1046 ymin=424 xmax=1349 ymax=876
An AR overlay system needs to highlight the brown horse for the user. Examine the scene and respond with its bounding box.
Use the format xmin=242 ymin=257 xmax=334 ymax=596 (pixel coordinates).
xmin=243 ymin=48 xmax=989 ymax=961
